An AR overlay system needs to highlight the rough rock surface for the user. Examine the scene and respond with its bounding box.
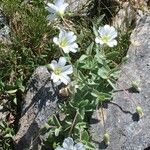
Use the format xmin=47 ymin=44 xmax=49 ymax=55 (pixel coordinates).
xmin=66 ymin=0 xmax=90 ymax=13
xmin=15 ymin=66 xmax=59 ymax=150
xmin=90 ymin=15 xmax=150 ymax=150
xmin=0 ymin=8 xmax=11 ymax=44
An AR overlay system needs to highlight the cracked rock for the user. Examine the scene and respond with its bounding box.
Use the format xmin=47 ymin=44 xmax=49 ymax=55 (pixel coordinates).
xmin=15 ymin=66 xmax=59 ymax=150
xmin=90 ymin=15 xmax=150 ymax=150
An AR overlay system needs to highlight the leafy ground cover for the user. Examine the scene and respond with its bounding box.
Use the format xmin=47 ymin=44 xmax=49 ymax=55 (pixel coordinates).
xmin=0 ymin=0 xmax=133 ymax=149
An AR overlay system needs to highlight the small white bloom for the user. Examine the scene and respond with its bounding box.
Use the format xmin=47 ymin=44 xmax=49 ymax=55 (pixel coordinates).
xmin=95 ymin=25 xmax=118 ymax=47
xmin=53 ymin=30 xmax=78 ymax=53
xmin=45 ymin=0 xmax=69 ymax=21
xmin=55 ymin=137 xmax=85 ymax=150
xmin=50 ymin=57 xmax=73 ymax=85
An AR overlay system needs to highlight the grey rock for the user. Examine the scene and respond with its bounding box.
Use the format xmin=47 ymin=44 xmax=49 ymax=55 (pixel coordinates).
xmin=0 ymin=8 xmax=11 ymax=44
xmin=0 ymin=8 xmax=7 ymax=26
xmin=66 ymin=0 xmax=91 ymax=13
xmin=15 ymin=66 xmax=59 ymax=150
xmin=112 ymin=1 xmax=150 ymax=31
xmin=112 ymin=2 xmax=136 ymax=31
xmin=90 ymin=15 xmax=150 ymax=150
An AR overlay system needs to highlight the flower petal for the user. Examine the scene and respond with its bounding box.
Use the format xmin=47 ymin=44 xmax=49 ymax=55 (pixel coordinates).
xmin=109 ymin=30 xmax=117 ymax=39
xmin=62 ymin=46 xmax=70 ymax=53
xmin=66 ymin=32 xmax=76 ymax=43
xmin=55 ymin=80 xmax=62 ymax=86
xmin=69 ymin=47 xmax=78 ymax=53
xmin=50 ymin=60 xmax=58 ymax=70
xmin=46 ymin=3 xmax=58 ymax=13
xmin=107 ymin=39 xmax=117 ymax=47
xmin=98 ymin=27 xmax=106 ymax=36
xmin=63 ymin=137 xmax=74 ymax=148
xmin=55 ymin=146 xmax=65 ymax=150
xmin=59 ymin=30 xmax=65 ymax=39
xmin=62 ymin=65 xmax=73 ymax=74
xmin=58 ymin=57 xmax=67 ymax=66
xmin=60 ymin=74 xmax=71 ymax=85
xmin=95 ymin=37 xmax=100 ymax=43
xmin=75 ymin=143 xmax=85 ymax=150
xmin=53 ymin=37 xmax=59 ymax=45
xmin=60 ymin=3 xmax=69 ymax=12
xmin=95 ymin=37 xmax=104 ymax=45
xmin=71 ymin=43 xmax=78 ymax=49
xmin=47 ymin=14 xmax=57 ymax=21
xmin=51 ymin=73 xmax=60 ymax=83
xmin=104 ymin=25 xmax=111 ymax=31
xmin=55 ymin=0 xmax=65 ymax=6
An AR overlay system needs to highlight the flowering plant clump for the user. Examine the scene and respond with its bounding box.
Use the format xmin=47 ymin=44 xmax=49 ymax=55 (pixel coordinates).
xmin=1 ymin=0 xmax=137 ymax=149
xmin=49 ymin=57 xmax=73 ymax=85
xmin=95 ymin=25 xmax=118 ymax=47
xmin=53 ymin=30 xmax=78 ymax=53
xmin=45 ymin=0 xmax=69 ymax=21
xmin=55 ymin=137 xmax=85 ymax=150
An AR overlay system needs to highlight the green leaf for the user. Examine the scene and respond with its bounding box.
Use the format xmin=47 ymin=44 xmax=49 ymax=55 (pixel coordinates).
xmin=95 ymin=50 xmax=106 ymax=65
xmin=79 ymin=55 xmax=88 ymax=62
xmin=53 ymin=115 xmax=61 ymax=127
xmin=54 ymin=127 xmax=61 ymax=137
xmin=91 ymin=90 xmax=111 ymax=102
xmin=96 ymin=14 xmax=105 ymax=25
xmin=79 ymin=100 xmax=89 ymax=107
xmin=75 ymin=122 xmax=86 ymax=130
xmin=13 ymin=97 xmax=17 ymax=105
xmin=4 ymin=133 xmax=13 ymax=138
xmin=98 ymin=67 xmax=109 ymax=79
xmin=17 ymin=80 xmax=25 ymax=92
xmin=92 ymin=24 xmax=98 ymax=37
xmin=85 ymin=141 xmax=96 ymax=150
xmin=107 ymin=79 xmax=116 ymax=90
xmin=106 ymin=51 xmax=120 ymax=60
xmin=86 ymin=42 xmax=94 ymax=55
xmin=7 ymin=89 xmax=17 ymax=94
xmin=0 ymin=121 xmax=7 ymax=129
xmin=82 ymin=130 xmax=90 ymax=141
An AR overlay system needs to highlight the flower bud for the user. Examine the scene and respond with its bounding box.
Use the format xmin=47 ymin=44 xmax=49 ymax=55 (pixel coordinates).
xmin=131 ymin=80 xmax=141 ymax=92
xmin=136 ymin=106 xmax=144 ymax=118
xmin=46 ymin=64 xmax=52 ymax=71
xmin=103 ymin=132 xmax=110 ymax=145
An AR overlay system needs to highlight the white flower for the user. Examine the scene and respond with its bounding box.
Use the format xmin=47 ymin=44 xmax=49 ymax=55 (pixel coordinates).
xmin=55 ymin=137 xmax=85 ymax=150
xmin=50 ymin=57 xmax=73 ymax=85
xmin=45 ymin=0 xmax=69 ymax=21
xmin=53 ymin=30 xmax=78 ymax=53
xmin=95 ymin=25 xmax=118 ymax=47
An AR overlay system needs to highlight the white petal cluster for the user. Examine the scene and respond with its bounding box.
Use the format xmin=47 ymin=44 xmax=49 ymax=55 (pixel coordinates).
xmin=53 ymin=30 xmax=78 ymax=53
xmin=50 ymin=57 xmax=73 ymax=85
xmin=55 ymin=137 xmax=85 ymax=150
xmin=95 ymin=25 xmax=118 ymax=47
xmin=45 ymin=0 xmax=69 ymax=21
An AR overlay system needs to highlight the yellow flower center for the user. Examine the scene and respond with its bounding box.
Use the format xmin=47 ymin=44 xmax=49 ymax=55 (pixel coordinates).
xmin=57 ymin=9 xmax=64 ymax=17
xmin=59 ymin=38 xmax=68 ymax=48
xmin=101 ymin=35 xmax=110 ymax=43
xmin=54 ymin=67 xmax=62 ymax=75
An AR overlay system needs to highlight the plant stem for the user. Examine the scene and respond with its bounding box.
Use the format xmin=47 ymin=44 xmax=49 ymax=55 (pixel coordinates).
xmin=69 ymin=110 xmax=79 ymax=136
